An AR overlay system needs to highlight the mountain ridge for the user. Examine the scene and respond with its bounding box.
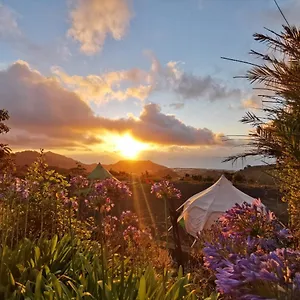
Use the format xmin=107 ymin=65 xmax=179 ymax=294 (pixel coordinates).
xmin=12 ymin=150 xmax=177 ymax=176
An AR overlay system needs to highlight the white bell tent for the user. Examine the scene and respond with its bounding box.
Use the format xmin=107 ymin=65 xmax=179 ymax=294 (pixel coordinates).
xmin=177 ymin=175 xmax=256 ymax=237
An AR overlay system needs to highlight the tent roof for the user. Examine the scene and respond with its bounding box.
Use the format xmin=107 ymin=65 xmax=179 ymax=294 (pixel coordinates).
xmin=87 ymin=163 xmax=115 ymax=180
xmin=177 ymin=175 xmax=256 ymax=234
xmin=178 ymin=175 xmax=255 ymax=213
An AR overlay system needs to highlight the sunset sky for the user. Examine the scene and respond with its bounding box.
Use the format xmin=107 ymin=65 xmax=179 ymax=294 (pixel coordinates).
xmin=0 ymin=0 xmax=298 ymax=169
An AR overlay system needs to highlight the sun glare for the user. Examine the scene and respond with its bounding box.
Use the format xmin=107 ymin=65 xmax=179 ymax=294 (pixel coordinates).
xmin=115 ymin=134 xmax=147 ymax=159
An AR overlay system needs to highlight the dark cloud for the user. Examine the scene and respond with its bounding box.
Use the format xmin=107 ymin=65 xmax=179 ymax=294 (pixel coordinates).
xmin=148 ymin=57 xmax=242 ymax=101
xmin=171 ymin=72 xmax=241 ymax=101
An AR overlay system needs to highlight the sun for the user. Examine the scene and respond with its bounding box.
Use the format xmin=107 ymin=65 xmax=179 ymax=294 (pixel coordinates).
xmin=115 ymin=134 xmax=147 ymax=159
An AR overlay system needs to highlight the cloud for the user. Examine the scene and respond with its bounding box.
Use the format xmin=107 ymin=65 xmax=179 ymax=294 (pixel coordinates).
xmin=52 ymin=66 xmax=151 ymax=103
xmin=135 ymin=103 xmax=226 ymax=145
xmin=68 ymin=0 xmax=133 ymax=54
xmin=1 ymin=61 xmax=229 ymax=149
xmin=240 ymin=95 xmax=262 ymax=109
xmin=170 ymin=103 xmax=185 ymax=110
xmin=0 ymin=3 xmax=20 ymax=38
xmin=2 ymin=129 xmax=101 ymax=151
xmin=53 ymin=55 xmax=241 ymax=103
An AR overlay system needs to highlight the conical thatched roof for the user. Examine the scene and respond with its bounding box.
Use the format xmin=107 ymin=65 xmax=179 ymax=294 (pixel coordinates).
xmin=87 ymin=163 xmax=115 ymax=180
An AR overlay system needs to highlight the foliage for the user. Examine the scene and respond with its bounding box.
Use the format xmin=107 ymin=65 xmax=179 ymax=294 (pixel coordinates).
xmin=224 ymin=25 xmax=300 ymax=234
xmin=200 ymin=200 xmax=298 ymax=299
xmin=0 ymin=152 xmax=82 ymax=244
xmin=0 ymin=234 xmax=198 ymax=299
xmin=0 ymin=109 xmax=11 ymax=170
xmin=0 ymin=153 xmax=173 ymax=283
xmin=232 ymin=173 xmax=246 ymax=184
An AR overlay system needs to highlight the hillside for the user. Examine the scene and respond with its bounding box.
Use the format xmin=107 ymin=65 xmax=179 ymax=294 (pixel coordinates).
xmin=174 ymin=165 xmax=276 ymax=186
xmin=13 ymin=151 xmax=96 ymax=172
xmin=236 ymin=164 xmax=276 ymax=185
xmin=105 ymin=160 xmax=178 ymax=177
xmin=173 ymin=168 xmax=232 ymax=180
xmin=12 ymin=151 xmax=177 ymax=177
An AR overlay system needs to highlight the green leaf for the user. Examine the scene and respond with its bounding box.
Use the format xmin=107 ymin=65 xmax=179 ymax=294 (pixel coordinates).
xmin=34 ymin=270 xmax=43 ymax=300
xmin=138 ymin=276 xmax=146 ymax=300
xmin=51 ymin=274 xmax=62 ymax=299
xmin=8 ymin=270 xmax=15 ymax=286
xmin=34 ymin=246 xmax=41 ymax=264
xmin=178 ymin=265 xmax=183 ymax=279
xmin=205 ymin=292 xmax=220 ymax=300
xmin=51 ymin=235 xmax=58 ymax=255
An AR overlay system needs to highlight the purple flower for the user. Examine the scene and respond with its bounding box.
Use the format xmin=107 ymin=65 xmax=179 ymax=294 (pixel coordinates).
xmin=70 ymin=175 xmax=89 ymax=189
xmin=277 ymin=228 xmax=293 ymax=240
xmin=200 ymin=200 xmax=300 ymax=299
xmin=151 ymin=181 xmax=181 ymax=200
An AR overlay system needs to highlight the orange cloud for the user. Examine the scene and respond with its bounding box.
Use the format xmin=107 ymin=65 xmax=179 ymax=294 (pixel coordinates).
xmin=52 ymin=66 xmax=150 ymax=103
xmin=68 ymin=0 xmax=133 ymax=54
xmin=1 ymin=61 xmax=231 ymax=151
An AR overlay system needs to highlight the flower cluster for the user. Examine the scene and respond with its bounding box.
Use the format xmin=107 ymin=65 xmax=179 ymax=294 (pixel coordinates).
xmin=215 ymin=199 xmax=293 ymax=252
xmin=151 ymin=181 xmax=181 ymax=199
xmin=94 ymin=178 xmax=132 ymax=200
xmin=201 ymin=200 xmax=297 ymax=299
xmin=70 ymin=175 xmax=89 ymax=189
xmin=100 ymin=197 xmax=115 ymax=213
xmin=0 ymin=176 xmax=30 ymax=201
xmin=13 ymin=178 xmax=29 ymax=200
xmin=87 ymin=179 xmax=131 ymax=213
xmin=120 ymin=210 xmax=139 ymax=227
xmin=103 ymin=215 xmax=118 ymax=236
xmin=215 ymin=248 xmax=300 ymax=299
xmin=123 ymin=225 xmax=152 ymax=245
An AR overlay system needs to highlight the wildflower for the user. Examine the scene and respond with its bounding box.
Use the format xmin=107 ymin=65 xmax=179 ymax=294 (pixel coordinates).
xmin=93 ymin=179 xmax=132 ymax=200
xmin=200 ymin=200 xmax=299 ymax=299
xmin=151 ymin=181 xmax=181 ymax=200
xmin=70 ymin=175 xmax=89 ymax=189
xmin=103 ymin=215 xmax=118 ymax=236
xmin=120 ymin=210 xmax=139 ymax=227
xmin=13 ymin=178 xmax=30 ymax=200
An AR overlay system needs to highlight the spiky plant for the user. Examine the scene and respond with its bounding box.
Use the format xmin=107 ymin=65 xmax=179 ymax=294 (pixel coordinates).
xmin=224 ymin=24 xmax=300 ymax=233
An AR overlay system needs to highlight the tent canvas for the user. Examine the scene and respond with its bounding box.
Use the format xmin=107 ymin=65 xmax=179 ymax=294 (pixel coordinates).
xmin=177 ymin=175 xmax=255 ymax=237
xmin=87 ymin=163 xmax=116 ymax=181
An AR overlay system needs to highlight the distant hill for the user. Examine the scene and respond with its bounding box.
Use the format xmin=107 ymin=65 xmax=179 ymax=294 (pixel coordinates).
xmin=106 ymin=160 xmax=178 ymax=177
xmin=173 ymin=168 xmax=232 ymax=181
xmin=12 ymin=151 xmax=177 ymax=178
xmin=236 ymin=164 xmax=276 ymax=185
xmin=13 ymin=151 xmax=96 ymax=172
xmin=173 ymin=165 xmax=276 ymax=186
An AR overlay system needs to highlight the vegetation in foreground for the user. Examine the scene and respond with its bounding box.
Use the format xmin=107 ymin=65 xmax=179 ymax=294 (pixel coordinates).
xmin=1 ymin=12 xmax=300 ymax=300
xmin=0 ymin=153 xmax=300 ymax=299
